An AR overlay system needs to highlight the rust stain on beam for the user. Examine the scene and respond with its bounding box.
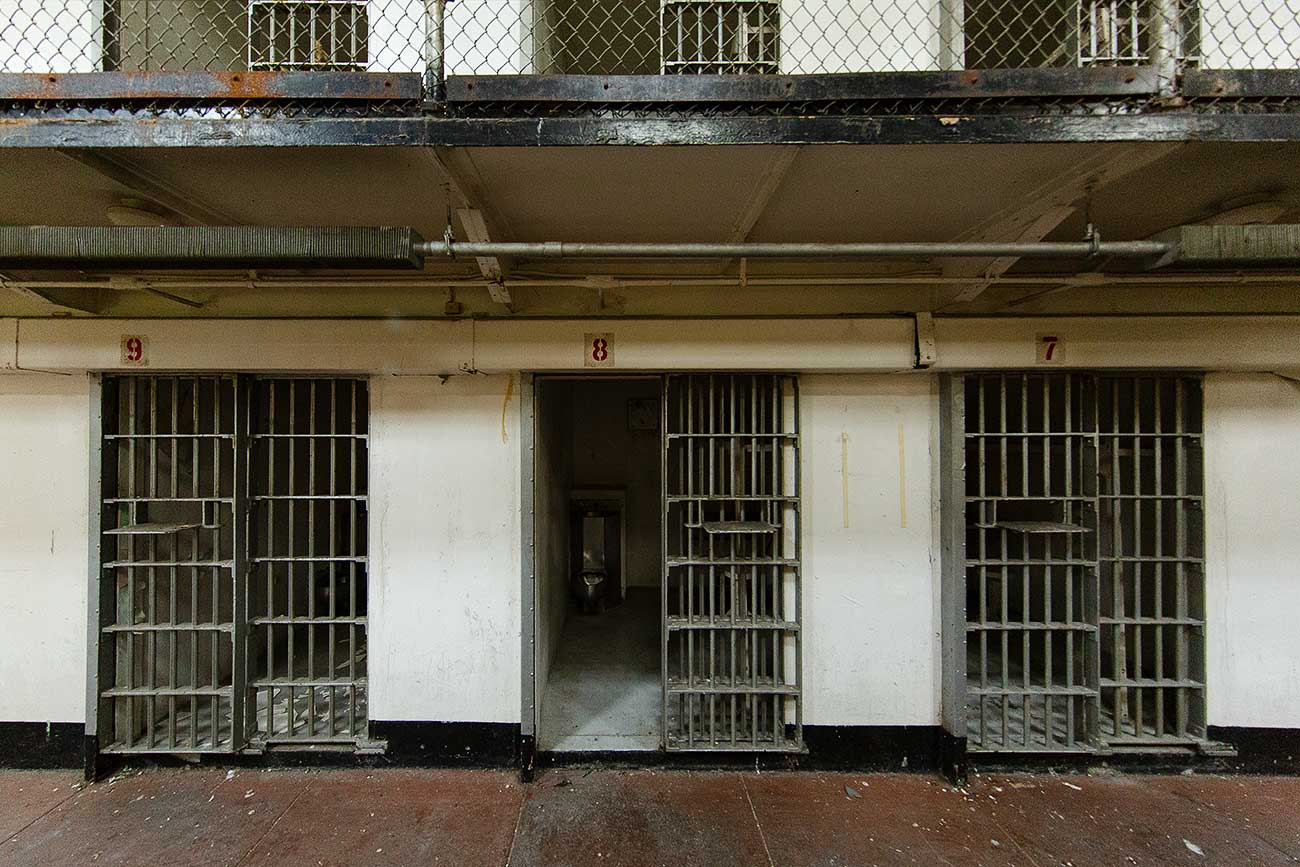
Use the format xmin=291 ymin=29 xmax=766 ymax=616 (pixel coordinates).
xmin=0 ymin=71 xmax=422 ymax=102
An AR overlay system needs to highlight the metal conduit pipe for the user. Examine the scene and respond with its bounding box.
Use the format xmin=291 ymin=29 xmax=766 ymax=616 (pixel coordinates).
xmin=417 ymin=240 xmax=1175 ymax=260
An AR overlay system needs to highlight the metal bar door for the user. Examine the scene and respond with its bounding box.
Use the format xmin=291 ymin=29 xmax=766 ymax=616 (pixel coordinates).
xmin=247 ymin=377 xmax=370 ymax=746
xmin=96 ymin=375 xmax=248 ymax=753
xmin=959 ymin=372 xmax=1206 ymax=753
xmin=662 ymin=373 xmax=802 ymax=752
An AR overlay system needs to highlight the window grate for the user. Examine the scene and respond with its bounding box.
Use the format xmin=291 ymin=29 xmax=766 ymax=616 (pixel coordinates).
xmin=663 ymin=373 xmax=802 ymax=752
xmin=248 ymin=0 xmax=369 ymax=70
xmin=960 ymin=373 xmax=1205 ymax=754
xmin=660 ymin=1 xmax=781 ymax=74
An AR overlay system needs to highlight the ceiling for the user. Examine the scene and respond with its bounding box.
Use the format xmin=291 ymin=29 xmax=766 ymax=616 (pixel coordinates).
xmin=1 ymin=141 xmax=1298 ymax=318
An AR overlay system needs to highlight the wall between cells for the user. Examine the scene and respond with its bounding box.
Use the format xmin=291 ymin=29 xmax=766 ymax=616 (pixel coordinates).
xmin=800 ymin=374 xmax=941 ymax=726
xmin=1203 ymin=373 xmax=1300 ymax=728
xmin=367 ymin=373 xmax=522 ymax=724
xmin=0 ymin=373 xmax=89 ymax=723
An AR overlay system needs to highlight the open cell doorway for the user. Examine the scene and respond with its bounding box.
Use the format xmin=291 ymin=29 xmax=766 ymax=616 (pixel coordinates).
xmin=531 ymin=374 xmax=803 ymax=754
xmin=534 ymin=377 xmax=664 ymax=751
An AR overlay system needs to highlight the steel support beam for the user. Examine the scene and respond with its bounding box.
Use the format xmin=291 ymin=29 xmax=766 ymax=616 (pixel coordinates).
xmin=61 ymin=150 xmax=240 ymax=227
xmin=939 ymin=143 xmax=1183 ymax=305
xmin=423 ymin=147 xmax=515 ymax=308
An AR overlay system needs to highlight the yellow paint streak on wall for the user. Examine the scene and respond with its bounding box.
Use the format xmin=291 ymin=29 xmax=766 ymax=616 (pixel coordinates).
xmin=841 ymin=431 xmax=850 ymax=529
xmin=501 ymin=375 xmax=514 ymax=443
xmin=898 ymin=423 xmax=908 ymax=529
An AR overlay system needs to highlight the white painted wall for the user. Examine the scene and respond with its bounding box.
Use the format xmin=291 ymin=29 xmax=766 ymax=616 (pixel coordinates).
xmin=781 ymin=0 xmax=951 ymax=73
xmin=371 ymin=0 xmax=534 ymax=73
xmin=800 ymin=374 xmax=940 ymax=726
xmin=368 ymin=373 xmax=522 ymax=723
xmin=1201 ymin=0 xmax=1300 ymax=69
xmin=0 ymin=373 xmax=89 ymax=723
xmin=0 ymin=1 xmax=101 ymax=72
xmin=1204 ymin=372 xmax=1300 ymax=728
xmin=5 ymin=318 xmax=1300 ymax=734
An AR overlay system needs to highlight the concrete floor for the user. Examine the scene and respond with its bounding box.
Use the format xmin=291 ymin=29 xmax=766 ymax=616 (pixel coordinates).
xmin=540 ymin=587 xmax=660 ymax=752
xmin=3 ymin=767 xmax=1298 ymax=867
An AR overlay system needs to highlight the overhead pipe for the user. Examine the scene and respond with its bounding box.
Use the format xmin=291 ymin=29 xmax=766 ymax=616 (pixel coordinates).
xmin=417 ymin=240 xmax=1174 ymax=260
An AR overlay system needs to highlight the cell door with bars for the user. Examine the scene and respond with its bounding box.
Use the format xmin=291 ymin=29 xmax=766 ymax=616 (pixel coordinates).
xmin=95 ymin=374 xmax=370 ymax=756
xmin=957 ymin=372 xmax=1205 ymax=754
xmin=247 ymin=378 xmax=370 ymax=747
xmin=95 ymin=375 xmax=248 ymax=754
xmin=663 ymin=374 xmax=802 ymax=752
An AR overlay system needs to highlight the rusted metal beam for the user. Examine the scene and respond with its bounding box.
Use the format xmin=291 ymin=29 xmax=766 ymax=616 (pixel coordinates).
xmin=1183 ymin=69 xmax=1300 ymax=98
xmin=447 ymin=68 xmax=1157 ymax=103
xmin=0 ymin=71 xmax=422 ymax=102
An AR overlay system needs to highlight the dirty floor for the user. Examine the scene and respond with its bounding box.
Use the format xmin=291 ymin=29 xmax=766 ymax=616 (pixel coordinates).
xmin=1 ymin=767 xmax=1297 ymax=866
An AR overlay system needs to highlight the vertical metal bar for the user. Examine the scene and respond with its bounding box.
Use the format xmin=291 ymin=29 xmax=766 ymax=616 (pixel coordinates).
xmin=661 ymin=376 xmax=671 ymax=748
xmin=145 ymin=378 xmax=157 ymax=749
xmin=231 ymin=376 xmax=249 ymax=751
xmin=126 ymin=380 xmax=136 ymax=748
xmin=1020 ymin=376 xmax=1030 ymax=747
xmin=266 ymin=382 xmax=276 ymax=738
xmin=86 ymin=375 xmax=105 ymax=764
xmin=1151 ymin=0 xmax=1181 ymax=97
xmin=1154 ymin=377 xmax=1165 ymax=739
xmin=424 ymin=0 xmax=446 ymax=101
xmin=1174 ymin=378 xmax=1188 ymax=738
xmin=999 ymin=374 xmax=1008 ymax=747
xmin=1111 ymin=378 xmax=1125 ymax=739
xmin=521 ymin=374 xmax=537 ymax=749
xmin=349 ymin=379 xmax=359 ymax=735
xmin=1133 ymin=378 xmax=1143 ymax=738
xmin=328 ymin=380 xmax=338 ymax=739
xmin=307 ymin=381 xmax=317 ymax=738
xmin=978 ymin=376 xmax=987 ymax=745
xmin=1064 ymin=374 xmax=1076 ymax=748
xmin=1043 ymin=375 xmax=1053 ymax=747
xmin=167 ymin=378 xmax=179 ymax=749
xmin=287 ymin=379 xmax=296 ymax=737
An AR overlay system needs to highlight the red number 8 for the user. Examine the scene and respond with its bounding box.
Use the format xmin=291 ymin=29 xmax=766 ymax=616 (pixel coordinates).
xmin=591 ymin=337 xmax=608 ymax=362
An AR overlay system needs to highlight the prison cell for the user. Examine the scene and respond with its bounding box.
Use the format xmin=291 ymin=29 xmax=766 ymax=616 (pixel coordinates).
xmin=248 ymin=378 xmax=369 ymax=745
xmin=97 ymin=374 xmax=369 ymax=755
xmin=960 ymin=372 xmax=1204 ymax=753
xmin=663 ymin=374 xmax=801 ymax=752
xmin=98 ymin=375 xmax=243 ymax=753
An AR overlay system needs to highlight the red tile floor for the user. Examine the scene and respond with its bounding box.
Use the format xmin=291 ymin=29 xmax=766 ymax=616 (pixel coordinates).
xmin=2 ymin=767 xmax=1296 ymax=866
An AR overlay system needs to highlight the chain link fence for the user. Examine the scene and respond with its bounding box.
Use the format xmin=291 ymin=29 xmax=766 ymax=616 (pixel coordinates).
xmin=1 ymin=1 xmax=1297 ymax=80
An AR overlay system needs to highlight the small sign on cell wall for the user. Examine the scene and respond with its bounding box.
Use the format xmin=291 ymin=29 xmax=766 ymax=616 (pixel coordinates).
xmin=121 ymin=335 xmax=147 ymax=366
xmin=584 ymin=332 xmax=614 ymax=368
xmin=1036 ymin=333 xmax=1062 ymax=365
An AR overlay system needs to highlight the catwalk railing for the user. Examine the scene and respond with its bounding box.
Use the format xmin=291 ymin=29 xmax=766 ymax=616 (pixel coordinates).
xmin=3 ymin=1 xmax=1297 ymax=87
